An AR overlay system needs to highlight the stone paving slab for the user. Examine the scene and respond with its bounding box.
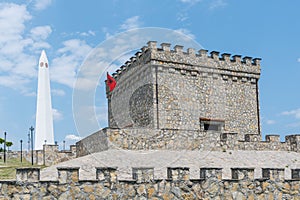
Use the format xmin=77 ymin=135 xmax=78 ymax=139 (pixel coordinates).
xmin=41 ymin=150 xmax=300 ymax=181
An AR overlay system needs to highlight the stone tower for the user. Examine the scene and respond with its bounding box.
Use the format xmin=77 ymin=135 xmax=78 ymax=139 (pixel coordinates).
xmin=107 ymin=41 xmax=261 ymax=140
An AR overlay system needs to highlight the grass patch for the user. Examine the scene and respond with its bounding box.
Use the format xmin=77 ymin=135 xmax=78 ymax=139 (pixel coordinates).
xmin=0 ymin=157 xmax=45 ymax=180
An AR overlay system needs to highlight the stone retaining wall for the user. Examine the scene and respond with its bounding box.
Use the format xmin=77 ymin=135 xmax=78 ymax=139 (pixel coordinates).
xmin=20 ymin=144 xmax=77 ymax=166
xmin=76 ymin=129 xmax=108 ymax=157
xmin=76 ymin=128 xmax=300 ymax=157
xmin=2 ymin=167 xmax=299 ymax=199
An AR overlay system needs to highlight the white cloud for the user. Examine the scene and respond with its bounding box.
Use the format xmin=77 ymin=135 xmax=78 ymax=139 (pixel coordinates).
xmin=96 ymin=105 xmax=108 ymax=127
xmin=30 ymin=26 xmax=52 ymax=40
xmin=52 ymin=89 xmax=65 ymax=96
xmin=79 ymin=30 xmax=96 ymax=37
xmin=104 ymin=16 xmax=142 ymax=39
xmin=102 ymin=27 xmax=113 ymax=39
xmin=297 ymin=58 xmax=300 ymax=62
xmin=59 ymin=134 xmax=82 ymax=149
xmin=266 ymin=120 xmax=276 ymax=125
xmin=282 ymin=108 xmax=300 ymax=119
xmin=33 ymin=0 xmax=52 ymax=11
xmin=60 ymin=30 xmax=96 ymax=39
xmin=175 ymin=28 xmax=196 ymax=40
xmin=52 ymin=108 xmax=63 ymax=121
xmin=120 ymin=16 xmax=141 ymax=30
xmin=0 ymin=3 xmax=32 ymax=50
xmin=0 ymin=3 xmax=52 ymax=94
xmin=0 ymin=74 xmax=31 ymax=91
xmin=287 ymin=122 xmax=300 ymax=128
xmin=30 ymin=41 xmax=51 ymax=50
xmin=177 ymin=0 xmax=200 ymax=23
xmin=29 ymin=26 xmax=52 ymax=51
xmin=209 ymin=0 xmax=227 ymax=10
xmin=179 ymin=0 xmax=201 ymax=4
xmin=177 ymin=13 xmax=189 ymax=22
xmin=51 ymin=39 xmax=93 ymax=88
xmin=24 ymin=91 xmax=36 ymax=97
xmin=65 ymin=134 xmax=82 ymax=141
xmin=57 ymin=39 xmax=92 ymax=57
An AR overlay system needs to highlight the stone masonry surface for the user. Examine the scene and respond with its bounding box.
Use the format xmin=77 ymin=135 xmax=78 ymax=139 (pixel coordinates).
xmin=19 ymin=144 xmax=77 ymax=166
xmin=107 ymin=41 xmax=261 ymax=140
xmin=76 ymin=128 xmax=300 ymax=157
xmin=2 ymin=167 xmax=300 ymax=199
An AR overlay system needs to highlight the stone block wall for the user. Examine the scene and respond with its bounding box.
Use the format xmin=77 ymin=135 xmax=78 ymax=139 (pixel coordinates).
xmin=154 ymin=51 xmax=259 ymax=138
xmin=22 ymin=144 xmax=77 ymax=166
xmin=108 ymin=54 xmax=155 ymax=129
xmin=107 ymin=41 xmax=261 ymax=140
xmin=76 ymin=128 xmax=300 ymax=157
xmin=286 ymin=135 xmax=300 ymax=152
xmin=1 ymin=167 xmax=299 ymax=199
xmin=76 ymin=128 xmax=109 ymax=157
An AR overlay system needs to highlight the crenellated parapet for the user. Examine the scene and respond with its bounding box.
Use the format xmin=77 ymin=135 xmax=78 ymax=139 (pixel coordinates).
xmin=76 ymin=128 xmax=300 ymax=156
xmin=286 ymin=134 xmax=300 ymax=152
xmin=96 ymin=167 xmax=118 ymax=183
xmin=222 ymin=133 xmax=300 ymax=152
xmin=262 ymin=168 xmax=285 ymax=181
xmin=57 ymin=167 xmax=79 ymax=184
xmin=132 ymin=167 xmax=154 ymax=183
xmin=232 ymin=168 xmax=255 ymax=180
xmin=112 ymin=41 xmax=261 ymax=82
xmin=16 ymin=167 xmax=40 ymax=183
xmin=3 ymin=167 xmax=298 ymax=199
xmin=14 ymin=167 xmax=300 ymax=182
xmin=167 ymin=167 xmax=190 ymax=182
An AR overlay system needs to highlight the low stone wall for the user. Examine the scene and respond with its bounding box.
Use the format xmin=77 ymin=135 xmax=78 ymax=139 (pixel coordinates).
xmin=76 ymin=129 xmax=109 ymax=157
xmin=22 ymin=145 xmax=77 ymax=166
xmin=43 ymin=145 xmax=77 ymax=166
xmin=76 ymin=128 xmax=300 ymax=157
xmin=1 ymin=167 xmax=299 ymax=199
xmin=0 ymin=151 xmax=21 ymax=160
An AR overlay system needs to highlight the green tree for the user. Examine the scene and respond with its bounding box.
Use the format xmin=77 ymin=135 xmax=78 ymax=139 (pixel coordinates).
xmin=5 ymin=142 xmax=13 ymax=151
xmin=0 ymin=139 xmax=13 ymax=151
xmin=0 ymin=138 xmax=4 ymax=152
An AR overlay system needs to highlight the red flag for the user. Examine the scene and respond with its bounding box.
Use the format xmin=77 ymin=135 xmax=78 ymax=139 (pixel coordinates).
xmin=106 ymin=72 xmax=116 ymax=92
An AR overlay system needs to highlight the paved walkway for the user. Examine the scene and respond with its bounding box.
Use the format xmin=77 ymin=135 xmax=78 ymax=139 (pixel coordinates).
xmin=41 ymin=150 xmax=300 ymax=180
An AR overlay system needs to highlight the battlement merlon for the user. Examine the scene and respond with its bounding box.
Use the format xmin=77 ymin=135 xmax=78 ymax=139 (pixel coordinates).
xmin=113 ymin=41 xmax=261 ymax=81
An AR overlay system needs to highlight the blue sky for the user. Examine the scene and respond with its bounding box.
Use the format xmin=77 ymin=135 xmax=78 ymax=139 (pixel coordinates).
xmin=0 ymin=0 xmax=300 ymax=149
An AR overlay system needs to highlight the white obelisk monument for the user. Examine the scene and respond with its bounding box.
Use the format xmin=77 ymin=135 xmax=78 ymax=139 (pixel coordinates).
xmin=35 ymin=50 xmax=54 ymax=150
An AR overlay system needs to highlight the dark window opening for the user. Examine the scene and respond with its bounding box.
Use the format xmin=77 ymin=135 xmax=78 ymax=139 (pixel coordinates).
xmin=200 ymin=117 xmax=225 ymax=132
xmin=204 ymin=123 xmax=219 ymax=131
